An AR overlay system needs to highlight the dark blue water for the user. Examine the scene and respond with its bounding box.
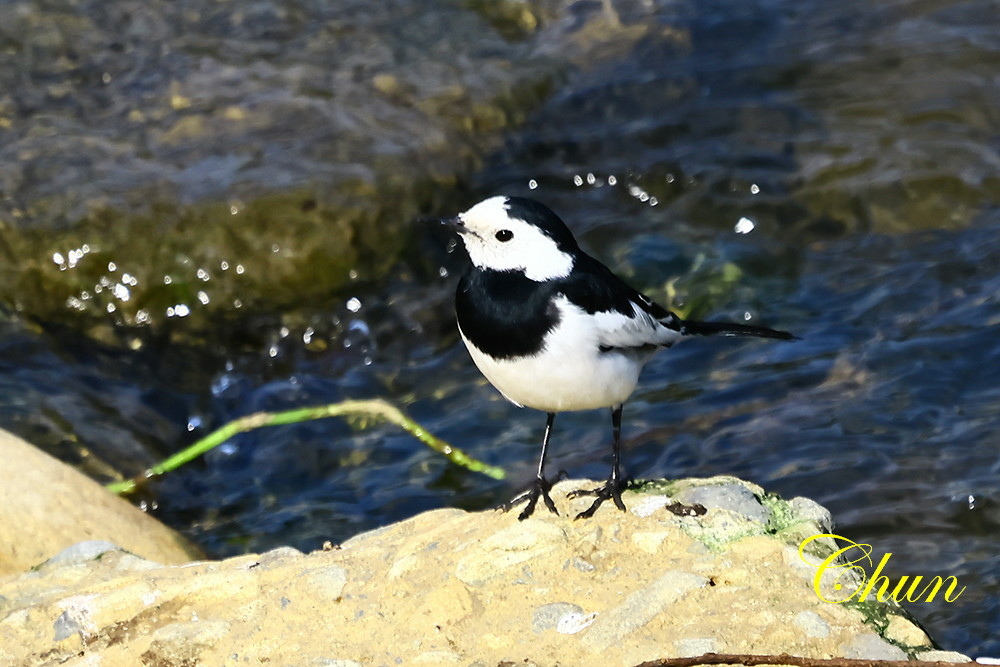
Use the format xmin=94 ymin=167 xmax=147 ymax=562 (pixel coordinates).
xmin=1 ymin=0 xmax=997 ymax=654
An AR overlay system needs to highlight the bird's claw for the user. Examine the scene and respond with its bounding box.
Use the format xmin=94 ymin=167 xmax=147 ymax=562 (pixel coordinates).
xmin=499 ymin=476 xmax=559 ymax=521
xmin=569 ymin=478 xmax=627 ymax=519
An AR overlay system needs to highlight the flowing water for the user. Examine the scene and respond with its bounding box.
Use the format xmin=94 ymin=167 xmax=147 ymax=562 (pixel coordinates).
xmin=1 ymin=0 xmax=997 ymax=654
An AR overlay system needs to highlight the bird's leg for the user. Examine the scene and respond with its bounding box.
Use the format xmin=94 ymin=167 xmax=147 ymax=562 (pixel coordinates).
xmin=571 ymin=404 xmax=628 ymax=519
xmin=499 ymin=412 xmax=560 ymax=520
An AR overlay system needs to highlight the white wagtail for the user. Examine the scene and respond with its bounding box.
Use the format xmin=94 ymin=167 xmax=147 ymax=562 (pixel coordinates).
xmin=444 ymin=195 xmax=795 ymax=520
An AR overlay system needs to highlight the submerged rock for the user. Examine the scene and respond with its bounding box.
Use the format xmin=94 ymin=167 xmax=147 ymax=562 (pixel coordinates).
xmin=0 ymin=0 xmax=677 ymax=346
xmin=0 ymin=476 xmax=947 ymax=665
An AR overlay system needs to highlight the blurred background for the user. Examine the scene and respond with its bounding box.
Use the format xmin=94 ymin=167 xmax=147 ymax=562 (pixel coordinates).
xmin=0 ymin=0 xmax=997 ymax=654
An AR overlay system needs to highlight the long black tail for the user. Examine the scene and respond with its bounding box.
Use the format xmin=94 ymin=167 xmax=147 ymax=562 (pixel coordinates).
xmin=679 ymin=319 xmax=798 ymax=341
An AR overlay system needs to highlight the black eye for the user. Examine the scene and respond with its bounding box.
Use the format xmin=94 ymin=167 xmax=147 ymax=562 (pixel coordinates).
xmin=495 ymin=229 xmax=513 ymax=242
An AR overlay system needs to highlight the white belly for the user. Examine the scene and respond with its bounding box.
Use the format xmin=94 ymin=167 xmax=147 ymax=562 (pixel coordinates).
xmin=459 ymin=305 xmax=652 ymax=412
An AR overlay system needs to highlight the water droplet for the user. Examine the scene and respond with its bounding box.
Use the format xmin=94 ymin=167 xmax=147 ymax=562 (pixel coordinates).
xmin=211 ymin=373 xmax=234 ymax=396
xmin=197 ymin=290 xmax=210 ymax=304
xmin=608 ymin=175 xmax=617 ymax=186
xmin=586 ymin=172 xmax=596 ymax=185
xmin=438 ymin=266 xmax=449 ymax=278
xmin=528 ymin=179 xmax=538 ymax=190
xmin=163 ymin=275 xmax=173 ymax=285
xmin=197 ymin=268 xmax=210 ymax=281
xmin=52 ymin=252 xmax=65 ymax=265
xmin=220 ymin=260 xmax=229 ymax=271
xmin=750 ymin=183 xmax=760 ymax=195
xmin=107 ymin=261 xmax=117 ymax=272
xmin=347 ymin=297 xmax=362 ymax=313
xmin=735 ymin=217 xmax=755 ymax=234
xmin=112 ymin=283 xmax=131 ymax=301
xmin=235 ymin=264 xmax=245 ymax=275
xmin=573 ymin=174 xmax=583 ymax=186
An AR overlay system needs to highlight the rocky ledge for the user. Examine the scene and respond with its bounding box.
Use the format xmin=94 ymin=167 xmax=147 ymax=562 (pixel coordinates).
xmin=0 ymin=477 xmax=969 ymax=666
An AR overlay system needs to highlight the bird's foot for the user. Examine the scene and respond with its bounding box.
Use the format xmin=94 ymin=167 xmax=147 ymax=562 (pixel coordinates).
xmin=568 ymin=477 xmax=627 ymax=520
xmin=499 ymin=476 xmax=559 ymax=521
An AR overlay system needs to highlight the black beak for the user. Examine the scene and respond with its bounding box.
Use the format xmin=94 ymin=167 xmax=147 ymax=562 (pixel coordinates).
xmin=440 ymin=216 xmax=468 ymax=234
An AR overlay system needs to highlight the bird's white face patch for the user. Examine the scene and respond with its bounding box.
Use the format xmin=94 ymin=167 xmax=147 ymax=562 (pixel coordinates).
xmin=456 ymin=196 xmax=574 ymax=281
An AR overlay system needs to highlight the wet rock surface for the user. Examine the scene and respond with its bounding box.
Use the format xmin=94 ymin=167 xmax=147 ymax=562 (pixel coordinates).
xmin=0 ymin=477 xmax=955 ymax=666
xmin=0 ymin=0 xmax=669 ymax=342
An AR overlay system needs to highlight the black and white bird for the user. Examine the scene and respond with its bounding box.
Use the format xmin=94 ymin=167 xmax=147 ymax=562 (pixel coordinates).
xmin=444 ymin=195 xmax=795 ymax=521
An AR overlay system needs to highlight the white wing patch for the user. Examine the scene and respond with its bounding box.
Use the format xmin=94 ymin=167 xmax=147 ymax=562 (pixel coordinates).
xmin=576 ymin=298 xmax=683 ymax=350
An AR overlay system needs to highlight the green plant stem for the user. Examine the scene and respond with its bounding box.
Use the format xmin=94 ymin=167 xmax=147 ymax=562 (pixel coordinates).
xmin=106 ymin=399 xmax=504 ymax=495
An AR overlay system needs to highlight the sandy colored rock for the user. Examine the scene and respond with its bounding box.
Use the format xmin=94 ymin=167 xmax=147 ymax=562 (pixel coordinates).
xmin=0 ymin=476 xmax=946 ymax=666
xmin=885 ymin=614 xmax=934 ymax=648
xmin=0 ymin=428 xmax=201 ymax=576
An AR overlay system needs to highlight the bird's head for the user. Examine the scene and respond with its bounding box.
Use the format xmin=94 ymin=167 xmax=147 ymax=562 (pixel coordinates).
xmin=444 ymin=196 xmax=580 ymax=281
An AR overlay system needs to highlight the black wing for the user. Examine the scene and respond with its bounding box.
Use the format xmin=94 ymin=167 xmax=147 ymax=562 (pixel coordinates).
xmin=558 ymin=254 xmax=684 ymax=349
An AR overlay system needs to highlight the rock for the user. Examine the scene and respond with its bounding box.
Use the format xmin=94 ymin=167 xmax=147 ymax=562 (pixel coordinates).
xmin=532 ymin=602 xmax=584 ymax=634
xmin=793 ymin=610 xmax=831 ymax=638
xmin=674 ymin=637 xmax=718 ymax=657
xmin=656 ymin=477 xmax=776 ymax=549
xmin=455 ymin=520 xmax=568 ymax=586
xmin=39 ymin=541 xmax=124 ymax=570
xmin=0 ymin=428 xmax=201 ymax=577
xmin=885 ymin=613 xmax=933 ymax=648
xmin=0 ymin=0 xmax=680 ymax=347
xmin=788 ymin=496 xmax=835 ymax=532
xmin=840 ymin=632 xmax=909 ymax=660
xmin=916 ymin=650 xmax=974 ymax=662
xmin=0 ymin=477 xmax=947 ymax=665
xmin=579 ymin=570 xmax=709 ymax=652
xmin=674 ymin=481 xmax=772 ymax=524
